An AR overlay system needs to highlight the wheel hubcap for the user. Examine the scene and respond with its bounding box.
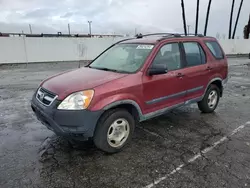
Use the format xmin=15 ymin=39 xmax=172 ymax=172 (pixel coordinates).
xmin=207 ymin=90 xmax=218 ymax=109
xmin=107 ymin=118 xmax=130 ymax=148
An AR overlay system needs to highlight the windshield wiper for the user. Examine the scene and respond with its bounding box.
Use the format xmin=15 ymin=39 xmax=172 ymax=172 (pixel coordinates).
xmin=94 ymin=67 xmax=116 ymax=71
xmin=89 ymin=67 xmax=128 ymax=73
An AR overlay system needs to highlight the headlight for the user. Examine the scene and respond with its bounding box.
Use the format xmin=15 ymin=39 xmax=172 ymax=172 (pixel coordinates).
xmin=57 ymin=90 xmax=94 ymax=110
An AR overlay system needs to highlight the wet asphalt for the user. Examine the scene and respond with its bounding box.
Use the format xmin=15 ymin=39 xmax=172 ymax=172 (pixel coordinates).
xmin=0 ymin=58 xmax=250 ymax=188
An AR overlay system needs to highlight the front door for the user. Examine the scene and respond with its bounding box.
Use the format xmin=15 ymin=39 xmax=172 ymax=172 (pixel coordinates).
xmin=142 ymin=42 xmax=187 ymax=115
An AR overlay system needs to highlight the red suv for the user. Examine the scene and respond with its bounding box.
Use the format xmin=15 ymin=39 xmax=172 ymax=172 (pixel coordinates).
xmin=31 ymin=33 xmax=228 ymax=153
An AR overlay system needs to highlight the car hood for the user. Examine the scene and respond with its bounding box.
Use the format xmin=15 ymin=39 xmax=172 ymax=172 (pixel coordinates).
xmin=41 ymin=67 xmax=128 ymax=100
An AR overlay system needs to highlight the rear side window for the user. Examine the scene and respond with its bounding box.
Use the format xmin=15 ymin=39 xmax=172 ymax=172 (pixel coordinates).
xmin=205 ymin=41 xmax=224 ymax=59
xmin=183 ymin=42 xmax=206 ymax=67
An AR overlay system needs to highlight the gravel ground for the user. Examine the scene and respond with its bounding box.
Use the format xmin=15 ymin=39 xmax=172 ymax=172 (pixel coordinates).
xmin=0 ymin=58 xmax=250 ymax=188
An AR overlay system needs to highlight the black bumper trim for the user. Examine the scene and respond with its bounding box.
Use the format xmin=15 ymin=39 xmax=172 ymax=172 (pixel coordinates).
xmin=31 ymin=94 xmax=103 ymax=138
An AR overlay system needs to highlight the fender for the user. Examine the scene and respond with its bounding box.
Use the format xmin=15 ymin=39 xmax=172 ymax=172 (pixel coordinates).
xmin=202 ymin=77 xmax=223 ymax=99
xmin=103 ymin=99 xmax=143 ymax=116
xmin=90 ymin=94 xmax=143 ymax=116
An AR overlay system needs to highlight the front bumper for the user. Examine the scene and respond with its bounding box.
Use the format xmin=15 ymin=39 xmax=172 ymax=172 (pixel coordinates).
xmin=30 ymin=94 xmax=103 ymax=139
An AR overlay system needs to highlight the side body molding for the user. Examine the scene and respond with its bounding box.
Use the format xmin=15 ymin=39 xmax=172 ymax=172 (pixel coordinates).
xmin=102 ymin=77 xmax=227 ymax=123
xmin=103 ymin=99 xmax=144 ymax=117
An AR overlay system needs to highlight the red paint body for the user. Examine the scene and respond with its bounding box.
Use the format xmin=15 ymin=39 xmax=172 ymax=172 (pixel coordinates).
xmin=40 ymin=36 xmax=228 ymax=116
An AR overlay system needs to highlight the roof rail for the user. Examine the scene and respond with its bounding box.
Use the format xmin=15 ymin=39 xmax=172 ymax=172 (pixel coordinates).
xmin=112 ymin=32 xmax=205 ymax=45
xmin=176 ymin=33 xmax=204 ymax=37
xmin=115 ymin=37 xmax=136 ymax=44
xmin=135 ymin=32 xmax=204 ymax=39
xmin=156 ymin=33 xmax=204 ymax=41
xmin=135 ymin=33 xmax=179 ymax=38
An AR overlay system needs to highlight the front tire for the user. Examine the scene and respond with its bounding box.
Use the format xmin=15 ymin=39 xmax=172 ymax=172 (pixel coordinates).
xmin=93 ymin=109 xmax=135 ymax=153
xmin=198 ymin=84 xmax=220 ymax=113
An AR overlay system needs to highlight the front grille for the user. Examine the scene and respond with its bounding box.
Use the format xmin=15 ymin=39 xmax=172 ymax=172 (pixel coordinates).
xmin=36 ymin=87 xmax=57 ymax=106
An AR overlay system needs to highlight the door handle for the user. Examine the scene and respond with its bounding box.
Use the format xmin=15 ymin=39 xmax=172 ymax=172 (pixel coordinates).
xmin=176 ymin=73 xmax=184 ymax=78
xmin=206 ymin=66 xmax=213 ymax=70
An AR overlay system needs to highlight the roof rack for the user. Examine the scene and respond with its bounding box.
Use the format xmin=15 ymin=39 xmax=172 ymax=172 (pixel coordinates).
xmin=113 ymin=32 xmax=205 ymax=46
xmin=177 ymin=33 xmax=204 ymax=37
xmin=135 ymin=33 xmax=181 ymax=38
xmin=135 ymin=32 xmax=204 ymax=39
xmin=136 ymin=33 xmax=172 ymax=38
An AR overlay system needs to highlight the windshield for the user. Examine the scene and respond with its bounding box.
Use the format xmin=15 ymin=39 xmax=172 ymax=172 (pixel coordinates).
xmin=89 ymin=43 xmax=154 ymax=73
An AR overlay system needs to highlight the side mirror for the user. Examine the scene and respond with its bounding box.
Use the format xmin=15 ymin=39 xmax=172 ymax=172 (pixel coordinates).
xmin=147 ymin=64 xmax=168 ymax=76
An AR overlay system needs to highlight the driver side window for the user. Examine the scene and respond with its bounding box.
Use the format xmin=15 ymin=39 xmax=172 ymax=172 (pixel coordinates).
xmin=152 ymin=43 xmax=181 ymax=71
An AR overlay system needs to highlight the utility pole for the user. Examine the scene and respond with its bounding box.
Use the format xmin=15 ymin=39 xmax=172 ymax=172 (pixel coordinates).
xmin=228 ymin=0 xmax=235 ymax=39
xmin=232 ymin=0 xmax=244 ymax=39
xmin=88 ymin=21 xmax=92 ymax=37
xmin=29 ymin=24 xmax=32 ymax=34
xmin=68 ymin=23 xmax=71 ymax=35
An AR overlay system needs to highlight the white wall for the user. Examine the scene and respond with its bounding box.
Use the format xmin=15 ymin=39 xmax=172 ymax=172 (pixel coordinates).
xmin=0 ymin=37 xmax=249 ymax=64
xmin=0 ymin=37 xmax=27 ymax=64
xmin=219 ymin=39 xmax=250 ymax=55
xmin=0 ymin=37 xmax=122 ymax=64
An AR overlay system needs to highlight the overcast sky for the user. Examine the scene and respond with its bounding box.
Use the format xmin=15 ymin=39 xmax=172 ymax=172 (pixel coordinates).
xmin=0 ymin=0 xmax=249 ymax=37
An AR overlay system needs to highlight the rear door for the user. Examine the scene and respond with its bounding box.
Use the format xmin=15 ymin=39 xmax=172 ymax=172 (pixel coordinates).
xmin=142 ymin=42 xmax=187 ymax=114
xmin=204 ymin=40 xmax=228 ymax=81
xmin=180 ymin=40 xmax=211 ymax=102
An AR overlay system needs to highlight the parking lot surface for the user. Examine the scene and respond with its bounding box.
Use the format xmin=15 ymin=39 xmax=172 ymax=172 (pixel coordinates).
xmin=0 ymin=58 xmax=250 ymax=188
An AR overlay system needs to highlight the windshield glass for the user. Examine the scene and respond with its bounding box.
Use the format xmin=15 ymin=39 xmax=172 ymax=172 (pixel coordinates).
xmin=89 ymin=43 xmax=154 ymax=73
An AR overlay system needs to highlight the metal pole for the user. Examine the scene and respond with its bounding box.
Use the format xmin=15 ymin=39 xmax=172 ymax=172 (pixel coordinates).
xmin=204 ymin=0 xmax=212 ymax=36
xmin=68 ymin=23 xmax=71 ymax=35
xmin=228 ymin=0 xmax=235 ymax=39
xmin=232 ymin=0 xmax=244 ymax=39
xmin=195 ymin=0 xmax=200 ymax=35
xmin=29 ymin=24 xmax=32 ymax=34
xmin=181 ymin=0 xmax=187 ymax=36
xmin=88 ymin=21 xmax=92 ymax=37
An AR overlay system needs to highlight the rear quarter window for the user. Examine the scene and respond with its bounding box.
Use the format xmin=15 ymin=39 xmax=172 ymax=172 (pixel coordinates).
xmin=205 ymin=41 xmax=224 ymax=60
xmin=183 ymin=42 xmax=206 ymax=67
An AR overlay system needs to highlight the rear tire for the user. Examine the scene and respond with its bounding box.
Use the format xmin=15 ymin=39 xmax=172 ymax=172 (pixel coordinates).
xmin=93 ymin=109 xmax=135 ymax=153
xmin=198 ymin=84 xmax=220 ymax=113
